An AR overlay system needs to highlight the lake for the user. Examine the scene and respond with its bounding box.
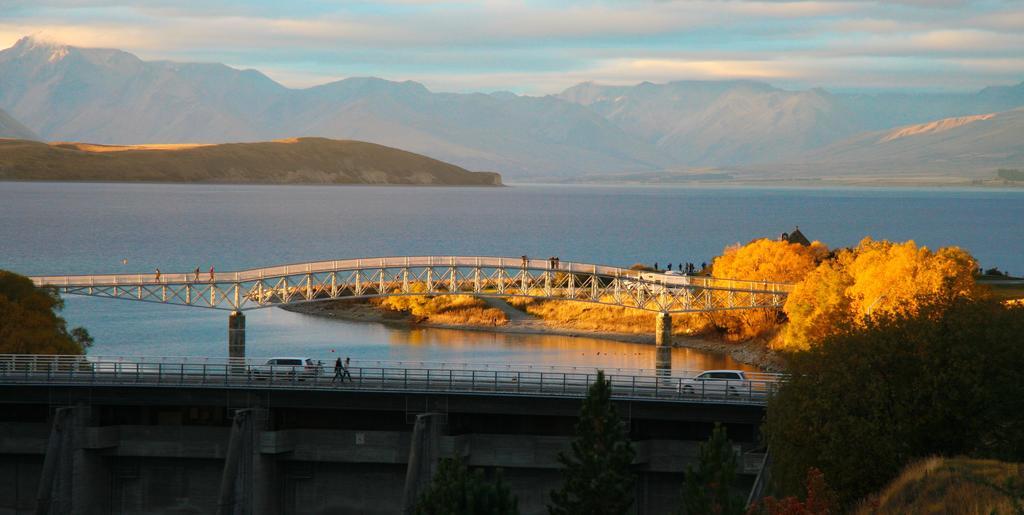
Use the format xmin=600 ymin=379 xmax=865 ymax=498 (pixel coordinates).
xmin=2 ymin=182 xmax=1022 ymax=371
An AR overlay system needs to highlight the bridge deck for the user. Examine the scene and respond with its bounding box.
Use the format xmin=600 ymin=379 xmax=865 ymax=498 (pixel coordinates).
xmin=0 ymin=355 xmax=781 ymax=406
xmin=29 ymin=255 xmax=793 ymax=313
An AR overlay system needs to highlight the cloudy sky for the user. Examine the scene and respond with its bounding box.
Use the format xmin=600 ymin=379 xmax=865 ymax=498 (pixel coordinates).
xmin=1 ymin=0 xmax=1022 ymax=94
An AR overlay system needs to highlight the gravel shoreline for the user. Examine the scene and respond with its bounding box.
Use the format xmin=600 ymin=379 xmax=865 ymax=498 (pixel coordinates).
xmin=282 ymin=301 xmax=787 ymax=372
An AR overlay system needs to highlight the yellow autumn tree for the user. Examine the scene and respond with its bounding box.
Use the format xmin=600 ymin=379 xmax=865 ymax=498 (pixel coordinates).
xmin=780 ymin=259 xmax=854 ymax=350
xmin=707 ymin=238 xmax=830 ymax=339
xmin=781 ymin=238 xmax=980 ymax=350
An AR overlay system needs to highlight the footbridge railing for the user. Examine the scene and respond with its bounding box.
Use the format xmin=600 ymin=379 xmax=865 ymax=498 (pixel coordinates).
xmin=30 ymin=256 xmax=793 ymax=314
xmin=0 ymin=354 xmax=783 ymax=406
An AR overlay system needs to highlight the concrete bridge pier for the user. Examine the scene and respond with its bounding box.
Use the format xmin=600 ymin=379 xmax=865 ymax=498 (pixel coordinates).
xmin=655 ymin=312 xmax=672 ymax=348
xmin=228 ymin=311 xmax=245 ymax=364
xmin=402 ymin=413 xmax=448 ymax=514
xmin=217 ymin=408 xmax=276 ymax=515
xmin=35 ymin=404 xmax=109 ymax=515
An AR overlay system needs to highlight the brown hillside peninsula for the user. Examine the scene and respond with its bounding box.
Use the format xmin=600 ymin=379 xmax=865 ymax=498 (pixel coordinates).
xmin=0 ymin=137 xmax=502 ymax=186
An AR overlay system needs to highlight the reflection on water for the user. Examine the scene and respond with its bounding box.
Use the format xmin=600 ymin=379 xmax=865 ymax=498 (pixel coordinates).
xmin=386 ymin=325 xmax=756 ymax=373
xmin=264 ymin=308 xmax=755 ymax=373
xmin=70 ymin=297 xmax=756 ymax=373
xmin=656 ymin=346 xmax=673 ymax=385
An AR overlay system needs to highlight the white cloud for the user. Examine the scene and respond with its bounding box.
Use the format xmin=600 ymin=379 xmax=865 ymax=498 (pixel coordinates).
xmin=0 ymin=0 xmax=1019 ymax=93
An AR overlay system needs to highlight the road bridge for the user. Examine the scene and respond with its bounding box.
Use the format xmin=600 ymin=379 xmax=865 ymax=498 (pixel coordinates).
xmin=30 ymin=256 xmax=793 ymax=357
xmin=0 ymin=354 xmax=777 ymax=514
xmin=0 ymin=354 xmax=783 ymax=406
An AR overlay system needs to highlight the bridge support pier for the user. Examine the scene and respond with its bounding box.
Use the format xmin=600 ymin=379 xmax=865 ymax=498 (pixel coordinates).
xmin=35 ymin=404 xmax=109 ymax=515
xmin=655 ymin=312 xmax=672 ymax=348
xmin=402 ymin=413 xmax=447 ymax=514
xmin=228 ymin=311 xmax=245 ymax=362
xmin=218 ymin=408 xmax=276 ymax=515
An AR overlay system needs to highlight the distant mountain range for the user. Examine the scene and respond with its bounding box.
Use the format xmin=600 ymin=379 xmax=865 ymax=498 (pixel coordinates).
xmin=0 ymin=107 xmax=37 ymax=140
xmin=1 ymin=36 xmax=1022 ymax=181
xmin=0 ymin=137 xmax=502 ymax=185
xmin=752 ymin=109 xmax=1024 ymax=179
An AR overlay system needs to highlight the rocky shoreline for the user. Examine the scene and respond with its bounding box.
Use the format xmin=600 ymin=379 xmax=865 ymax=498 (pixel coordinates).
xmin=282 ymin=300 xmax=787 ymax=372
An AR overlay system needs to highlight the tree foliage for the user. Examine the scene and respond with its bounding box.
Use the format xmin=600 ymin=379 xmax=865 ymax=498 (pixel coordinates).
xmin=748 ymin=468 xmax=838 ymax=515
xmin=712 ymin=239 xmax=829 ymax=284
xmin=414 ymin=456 xmax=519 ymax=515
xmin=549 ymin=370 xmax=636 ymax=515
xmin=0 ymin=270 xmax=91 ymax=354
xmin=782 ymin=238 xmax=979 ymax=350
xmin=681 ymin=423 xmax=744 ymax=515
xmin=707 ymin=238 xmax=829 ymax=339
xmin=765 ymin=297 xmax=1024 ymax=506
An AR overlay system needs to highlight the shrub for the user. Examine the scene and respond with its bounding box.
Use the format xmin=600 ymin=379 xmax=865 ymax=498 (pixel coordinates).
xmin=765 ymin=297 xmax=1024 ymax=506
xmin=373 ymin=282 xmax=508 ymax=326
xmin=0 ymin=270 xmax=91 ymax=355
xmin=706 ymin=239 xmax=828 ymax=340
xmin=508 ymin=296 xmax=708 ymax=336
xmin=781 ymin=238 xmax=979 ymax=350
xmin=414 ymin=456 xmax=519 ymax=515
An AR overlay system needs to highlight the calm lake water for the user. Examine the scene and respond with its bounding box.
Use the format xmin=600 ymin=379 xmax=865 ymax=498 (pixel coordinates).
xmin=2 ymin=182 xmax=1022 ymax=371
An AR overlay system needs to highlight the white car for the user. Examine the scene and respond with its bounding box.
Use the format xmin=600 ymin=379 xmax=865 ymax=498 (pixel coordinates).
xmin=677 ymin=370 xmax=752 ymax=397
xmin=251 ymin=357 xmax=322 ymax=380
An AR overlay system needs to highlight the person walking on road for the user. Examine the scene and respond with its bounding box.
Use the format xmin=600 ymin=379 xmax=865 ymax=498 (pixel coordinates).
xmin=193 ymin=267 xmax=200 ymax=282
xmin=341 ymin=357 xmax=353 ymax=383
xmin=209 ymin=266 xmax=215 ymax=282
xmin=332 ymin=357 xmax=343 ymax=384
xmin=155 ymin=268 xmax=161 ymax=282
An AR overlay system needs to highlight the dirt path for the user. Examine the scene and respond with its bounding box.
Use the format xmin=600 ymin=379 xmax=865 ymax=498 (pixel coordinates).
xmin=480 ymin=297 xmax=533 ymax=322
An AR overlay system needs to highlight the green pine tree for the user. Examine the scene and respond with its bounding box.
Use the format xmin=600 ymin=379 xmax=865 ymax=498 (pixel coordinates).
xmin=414 ymin=456 xmax=519 ymax=515
xmin=549 ymin=370 xmax=636 ymax=515
xmin=680 ymin=423 xmax=744 ymax=515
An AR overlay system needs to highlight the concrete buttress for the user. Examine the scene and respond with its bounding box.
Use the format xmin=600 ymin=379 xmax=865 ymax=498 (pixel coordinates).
xmin=402 ymin=413 xmax=447 ymax=513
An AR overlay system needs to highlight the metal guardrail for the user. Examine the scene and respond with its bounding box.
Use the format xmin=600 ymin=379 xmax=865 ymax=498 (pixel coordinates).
xmin=0 ymin=355 xmax=781 ymax=405
xmin=30 ymin=256 xmax=794 ymax=291
xmin=3 ymin=354 xmax=784 ymax=382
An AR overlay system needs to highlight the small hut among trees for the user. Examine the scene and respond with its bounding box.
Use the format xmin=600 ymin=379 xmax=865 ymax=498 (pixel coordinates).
xmin=780 ymin=226 xmax=810 ymax=246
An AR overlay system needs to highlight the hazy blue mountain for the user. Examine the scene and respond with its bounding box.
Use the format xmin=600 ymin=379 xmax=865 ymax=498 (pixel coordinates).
xmin=0 ymin=37 xmax=666 ymax=177
xmin=764 ymin=109 xmax=1024 ymax=178
xmin=0 ymin=107 xmax=37 ymax=140
xmin=270 ymin=77 xmax=669 ymax=177
xmin=0 ymin=37 xmax=283 ymax=143
xmin=1 ymin=36 xmax=1021 ymax=179
xmin=557 ymin=80 xmax=1024 ymax=167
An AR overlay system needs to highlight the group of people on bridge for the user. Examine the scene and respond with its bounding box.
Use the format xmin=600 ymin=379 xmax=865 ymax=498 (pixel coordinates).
xmin=654 ymin=262 xmax=705 ymax=274
xmin=152 ymin=266 xmax=216 ymax=283
xmin=520 ymin=255 xmax=561 ymax=269
xmin=332 ymin=357 xmax=353 ymax=384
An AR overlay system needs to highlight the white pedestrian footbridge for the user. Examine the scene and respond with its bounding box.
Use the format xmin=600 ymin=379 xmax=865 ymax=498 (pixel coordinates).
xmin=30 ymin=256 xmax=795 ymax=358
xmin=30 ymin=256 xmax=792 ymax=313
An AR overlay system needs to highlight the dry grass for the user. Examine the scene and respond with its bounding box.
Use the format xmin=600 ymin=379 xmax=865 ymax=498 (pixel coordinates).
xmin=55 ymin=142 xmax=213 ymax=152
xmin=373 ymin=294 xmax=508 ymax=326
xmin=858 ymin=457 xmax=1024 ymax=515
xmin=0 ymin=137 xmax=502 ymax=185
xmin=985 ymin=282 xmax=1024 ymax=303
xmin=506 ymin=297 xmax=709 ymax=335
